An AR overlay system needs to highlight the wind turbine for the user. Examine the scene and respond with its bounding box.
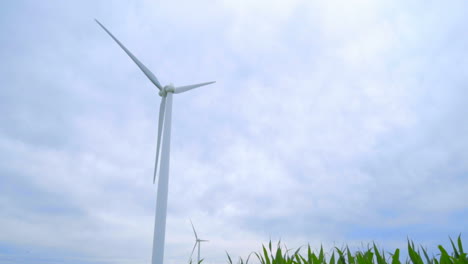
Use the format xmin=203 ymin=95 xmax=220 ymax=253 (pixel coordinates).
xmin=95 ymin=19 xmax=215 ymax=264
xmin=189 ymin=220 xmax=209 ymax=264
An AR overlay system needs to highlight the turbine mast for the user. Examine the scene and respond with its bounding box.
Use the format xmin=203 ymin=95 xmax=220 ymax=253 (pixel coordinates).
xmin=152 ymin=93 xmax=173 ymax=264
xmin=197 ymin=241 xmax=201 ymax=264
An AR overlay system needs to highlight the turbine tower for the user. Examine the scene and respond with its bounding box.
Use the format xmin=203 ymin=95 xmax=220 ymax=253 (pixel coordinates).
xmin=95 ymin=20 xmax=215 ymax=264
xmin=189 ymin=220 xmax=209 ymax=264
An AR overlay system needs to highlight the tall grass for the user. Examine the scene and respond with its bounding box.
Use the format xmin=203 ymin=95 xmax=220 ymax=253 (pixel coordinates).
xmin=226 ymin=236 xmax=467 ymax=264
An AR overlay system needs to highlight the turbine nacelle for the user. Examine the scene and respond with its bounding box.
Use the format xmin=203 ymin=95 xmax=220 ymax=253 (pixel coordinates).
xmin=159 ymin=83 xmax=175 ymax=97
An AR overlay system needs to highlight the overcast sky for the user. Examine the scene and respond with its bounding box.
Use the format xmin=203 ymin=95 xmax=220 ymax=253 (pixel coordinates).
xmin=1 ymin=0 xmax=467 ymax=264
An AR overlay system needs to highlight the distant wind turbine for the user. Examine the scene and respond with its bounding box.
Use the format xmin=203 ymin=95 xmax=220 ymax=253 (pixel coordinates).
xmin=189 ymin=220 xmax=209 ymax=264
xmin=95 ymin=19 xmax=215 ymax=264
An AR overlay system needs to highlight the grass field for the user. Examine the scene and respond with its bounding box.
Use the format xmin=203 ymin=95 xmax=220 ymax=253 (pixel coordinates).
xmin=225 ymin=236 xmax=466 ymax=264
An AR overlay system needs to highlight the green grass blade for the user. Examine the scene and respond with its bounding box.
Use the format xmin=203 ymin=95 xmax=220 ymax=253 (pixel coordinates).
xmin=408 ymin=240 xmax=423 ymax=264
xmin=356 ymin=252 xmax=365 ymax=264
xmin=307 ymin=245 xmax=313 ymax=264
xmin=334 ymin=247 xmax=345 ymax=264
xmin=295 ymin=247 xmax=303 ymax=256
xmin=346 ymin=247 xmax=355 ymax=264
xmin=450 ymin=237 xmax=461 ymax=258
xmin=255 ymin=252 xmax=265 ymax=264
xmin=226 ymin=252 xmax=233 ymax=264
xmin=263 ymin=245 xmax=272 ymax=264
xmin=275 ymin=243 xmax=284 ymax=264
xmin=421 ymin=247 xmax=433 ymax=264
xmin=312 ymin=252 xmax=319 ymax=264
xmin=458 ymin=235 xmax=465 ymax=255
xmin=456 ymin=253 xmax=468 ymax=264
xmin=391 ymin=249 xmax=401 ymax=264
xmin=373 ymin=243 xmax=386 ymax=264
xmin=319 ymin=245 xmax=325 ymax=264
xmin=294 ymin=253 xmax=302 ymax=264
xmin=330 ymin=252 xmax=336 ymax=264
xmin=364 ymin=250 xmax=374 ymax=264
xmin=438 ymin=245 xmax=453 ymax=264
xmin=246 ymin=252 xmax=254 ymax=264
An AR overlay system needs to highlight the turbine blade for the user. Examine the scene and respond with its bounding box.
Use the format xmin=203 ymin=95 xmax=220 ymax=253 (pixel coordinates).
xmin=199 ymin=240 xmax=209 ymax=242
xmin=153 ymin=96 xmax=167 ymax=183
xmin=174 ymin=81 xmax=215 ymax=94
xmin=189 ymin=242 xmax=197 ymax=262
xmin=190 ymin=220 xmax=198 ymax=239
xmin=95 ymin=19 xmax=163 ymax=90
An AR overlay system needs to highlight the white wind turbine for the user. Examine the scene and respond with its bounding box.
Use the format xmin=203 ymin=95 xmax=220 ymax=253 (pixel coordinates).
xmin=189 ymin=220 xmax=209 ymax=264
xmin=95 ymin=20 xmax=215 ymax=264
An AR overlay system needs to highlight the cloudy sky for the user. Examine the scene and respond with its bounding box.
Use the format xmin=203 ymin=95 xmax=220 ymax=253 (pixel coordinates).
xmin=1 ymin=0 xmax=467 ymax=263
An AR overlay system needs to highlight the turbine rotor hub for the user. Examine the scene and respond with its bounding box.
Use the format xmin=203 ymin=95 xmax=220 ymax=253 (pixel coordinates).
xmin=159 ymin=83 xmax=175 ymax=97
